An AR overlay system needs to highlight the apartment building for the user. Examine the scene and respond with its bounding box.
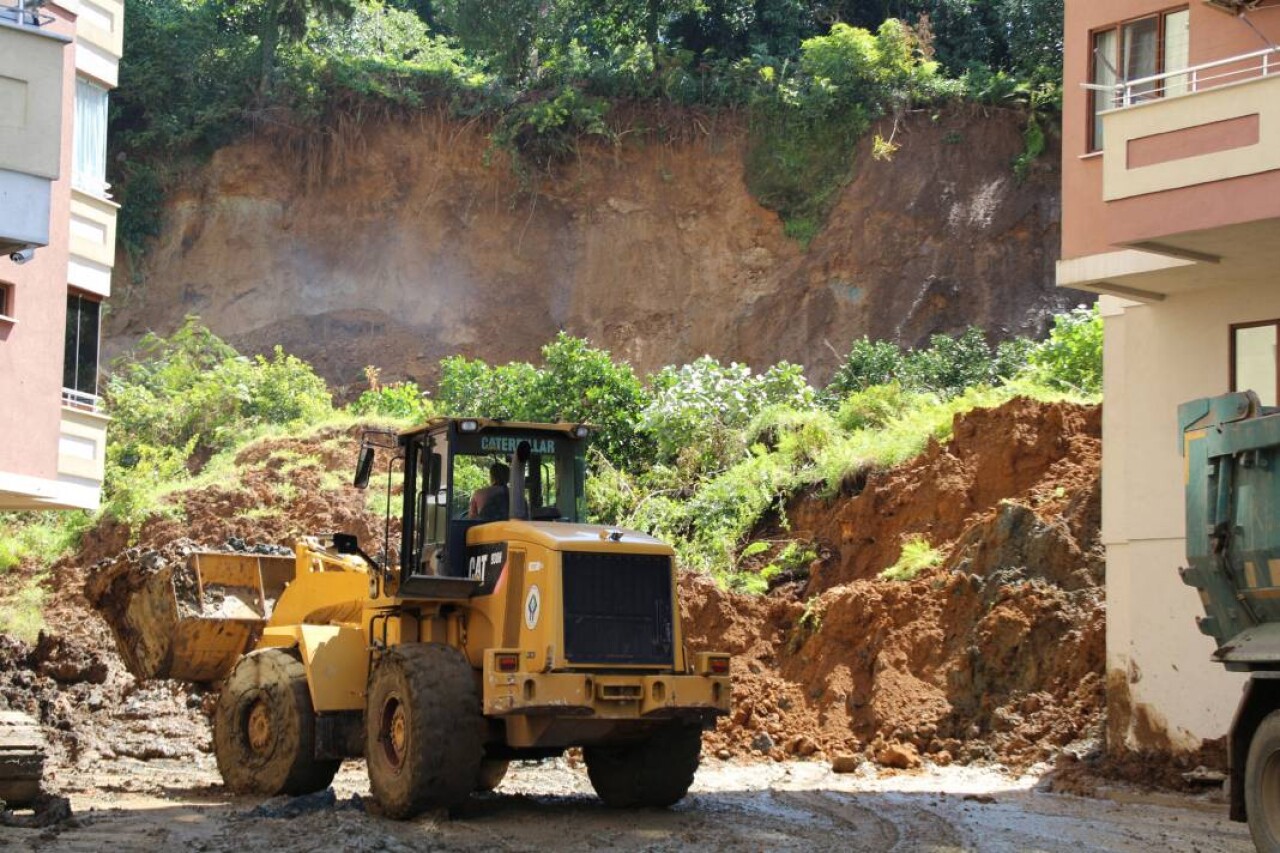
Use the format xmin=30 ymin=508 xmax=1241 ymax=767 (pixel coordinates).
xmin=1058 ymin=0 xmax=1280 ymax=752
xmin=0 ymin=0 xmax=122 ymax=511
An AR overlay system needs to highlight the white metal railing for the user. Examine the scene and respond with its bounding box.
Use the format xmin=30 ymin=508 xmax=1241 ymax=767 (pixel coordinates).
xmin=1083 ymin=45 xmax=1280 ymax=110
xmin=0 ymin=0 xmax=53 ymax=27
xmin=62 ymin=388 xmax=102 ymax=412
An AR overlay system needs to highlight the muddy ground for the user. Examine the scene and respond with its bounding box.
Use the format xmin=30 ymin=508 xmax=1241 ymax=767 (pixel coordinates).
xmin=4 ymin=757 xmax=1250 ymax=852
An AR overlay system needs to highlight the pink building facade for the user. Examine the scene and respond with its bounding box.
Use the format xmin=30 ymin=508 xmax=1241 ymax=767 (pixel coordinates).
xmin=0 ymin=0 xmax=123 ymax=511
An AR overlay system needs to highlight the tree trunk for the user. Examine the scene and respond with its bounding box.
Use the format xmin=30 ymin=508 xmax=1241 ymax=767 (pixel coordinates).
xmin=647 ymin=0 xmax=659 ymax=67
xmin=259 ymin=5 xmax=281 ymax=97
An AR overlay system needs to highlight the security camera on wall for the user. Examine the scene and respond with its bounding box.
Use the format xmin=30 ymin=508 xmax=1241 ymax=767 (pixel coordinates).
xmin=8 ymin=248 xmax=35 ymax=265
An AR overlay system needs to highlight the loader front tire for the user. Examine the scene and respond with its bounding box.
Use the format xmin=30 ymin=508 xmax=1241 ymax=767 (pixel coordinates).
xmin=365 ymin=644 xmax=483 ymax=819
xmin=584 ymin=723 xmax=703 ymax=808
xmin=213 ymin=649 xmax=339 ymax=796
xmin=1246 ymin=710 xmax=1280 ymax=850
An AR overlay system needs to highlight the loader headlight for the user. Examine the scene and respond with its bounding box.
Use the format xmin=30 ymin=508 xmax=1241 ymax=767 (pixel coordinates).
xmin=460 ymin=419 xmax=479 ymax=433
xmin=573 ymin=424 xmax=589 ymax=439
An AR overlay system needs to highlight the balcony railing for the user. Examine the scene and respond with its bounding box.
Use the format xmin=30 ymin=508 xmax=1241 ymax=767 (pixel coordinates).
xmin=1085 ymin=46 xmax=1280 ymax=110
xmin=0 ymin=0 xmax=54 ymax=27
xmin=62 ymin=387 xmax=102 ymax=413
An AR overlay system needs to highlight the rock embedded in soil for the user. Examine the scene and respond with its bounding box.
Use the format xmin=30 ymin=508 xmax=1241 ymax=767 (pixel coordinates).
xmin=30 ymin=634 xmax=107 ymax=685
xmin=831 ymin=755 xmax=861 ymax=774
xmin=875 ymin=742 xmax=922 ymax=770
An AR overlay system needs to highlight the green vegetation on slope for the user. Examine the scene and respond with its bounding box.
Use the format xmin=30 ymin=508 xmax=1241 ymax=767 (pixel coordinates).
xmin=111 ymin=0 xmax=1064 ymax=251
xmin=0 ymin=306 xmax=1100 ymax=638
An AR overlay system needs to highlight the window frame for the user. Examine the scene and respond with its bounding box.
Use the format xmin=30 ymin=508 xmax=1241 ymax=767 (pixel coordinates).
xmin=63 ymin=290 xmax=102 ymax=398
xmin=72 ymin=77 xmax=110 ymax=197
xmin=0 ymin=282 xmax=13 ymax=322
xmin=1088 ymin=5 xmax=1190 ymax=153
xmin=1230 ymin=319 xmax=1280 ymax=406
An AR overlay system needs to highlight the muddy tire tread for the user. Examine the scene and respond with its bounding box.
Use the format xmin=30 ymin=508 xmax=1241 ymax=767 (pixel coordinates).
xmin=584 ymin=724 xmax=702 ymax=808
xmin=365 ymin=643 xmax=483 ymax=819
xmin=213 ymin=648 xmax=339 ymax=796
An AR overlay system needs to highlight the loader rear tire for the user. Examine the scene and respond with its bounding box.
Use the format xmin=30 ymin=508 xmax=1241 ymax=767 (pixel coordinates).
xmin=584 ymin=723 xmax=703 ymax=808
xmin=1246 ymin=710 xmax=1280 ymax=851
xmin=213 ymin=649 xmax=339 ymax=796
xmin=365 ymin=644 xmax=483 ymax=819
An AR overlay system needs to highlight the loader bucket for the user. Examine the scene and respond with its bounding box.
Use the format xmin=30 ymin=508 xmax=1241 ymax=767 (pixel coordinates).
xmin=86 ymin=550 xmax=294 ymax=683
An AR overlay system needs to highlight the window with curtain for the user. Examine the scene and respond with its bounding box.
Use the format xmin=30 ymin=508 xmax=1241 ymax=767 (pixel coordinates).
xmin=1233 ymin=321 xmax=1280 ymax=408
xmin=73 ymin=78 xmax=109 ymax=196
xmin=1089 ymin=7 xmax=1191 ymax=151
xmin=63 ymin=292 xmax=101 ymax=397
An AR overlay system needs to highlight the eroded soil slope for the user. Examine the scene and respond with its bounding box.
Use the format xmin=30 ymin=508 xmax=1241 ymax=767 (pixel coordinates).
xmin=107 ymin=107 xmax=1072 ymax=390
xmin=2 ymin=399 xmax=1106 ymax=795
xmin=683 ymin=399 xmax=1106 ymax=770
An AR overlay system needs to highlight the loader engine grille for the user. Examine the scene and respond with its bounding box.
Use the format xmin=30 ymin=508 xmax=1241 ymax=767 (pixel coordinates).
xmin=562 ymin=552 xmax=674 ymax=666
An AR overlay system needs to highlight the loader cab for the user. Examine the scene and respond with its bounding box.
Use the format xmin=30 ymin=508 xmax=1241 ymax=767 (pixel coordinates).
xmin=396 ymin=419 xmax=589 ymax=598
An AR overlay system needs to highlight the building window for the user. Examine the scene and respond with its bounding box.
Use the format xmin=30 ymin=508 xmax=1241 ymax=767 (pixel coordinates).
xmin=1089 ymin=7 xmax=1190 ymax=151
xmin=64 ymin=292 xmax=100 ymax=399
xmin=73 ymin=78 xmax=109 ymax=196
xmin=1233 ymin=321 xmax=1279 ymax=407
xmin=0 ymin=282 xmax=12 ymax=321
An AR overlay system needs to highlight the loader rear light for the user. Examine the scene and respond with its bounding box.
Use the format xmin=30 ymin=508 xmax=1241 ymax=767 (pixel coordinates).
xmin=495 ymin=653 xmax=519 ymax=673
xmin=460 ymin=419 xmax=480 ymax=433
xmin=695 ymin=652 xmax=731 ymax=675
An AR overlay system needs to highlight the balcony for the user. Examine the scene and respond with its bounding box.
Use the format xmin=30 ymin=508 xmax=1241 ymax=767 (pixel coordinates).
xmin=1062 ymin=48 xmax=1280 ymax=302
xmin=68 ymin=189 xmax=118 ymax=296
xmin=56 ymin=397 xmax=108 ymax=511
xmin=1095 ymin=48 xmax=1280 ymax=204
xmin=0 ymin=10 xmax=67 ymax=256
xmin=73 ymin=0 xmax=124 ymax=86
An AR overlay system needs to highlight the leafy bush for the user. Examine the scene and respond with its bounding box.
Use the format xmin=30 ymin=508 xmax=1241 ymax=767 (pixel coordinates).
xmin=823 ymin=337 xmax=905 ymax=403
xmin=641 ymin=358 xmax=814 ymax=473
xmin=438 ymin=333 xmax=652 ymax=467
xmin=1027 ymin=304 xmax=1103 ymax=395
xmin=825 ymin=327 xmax=1029 ymax=403
xmin=102 ymin=317 xmax=334 ymax=524
xmin=900 ymin=327 xmax=1007 ymax=396
xmin=349 ymin=379 xmax=435 ymax=422
xmin=492 ymin=87 xmax=612 ymax=174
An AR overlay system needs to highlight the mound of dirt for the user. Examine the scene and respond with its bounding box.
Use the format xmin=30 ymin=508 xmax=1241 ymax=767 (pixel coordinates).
xmin=684 ymin=397 xmax=1107 ymax=770
xmin=792 ymin=398 xmax=1101 ymax=593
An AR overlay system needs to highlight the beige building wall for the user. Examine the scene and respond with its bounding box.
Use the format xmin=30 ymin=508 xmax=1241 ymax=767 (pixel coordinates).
xmin=1101 ymin=284 xmax=1280 ymax=749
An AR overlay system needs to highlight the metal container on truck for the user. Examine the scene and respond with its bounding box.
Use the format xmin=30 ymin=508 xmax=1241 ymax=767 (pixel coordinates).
xmin=1181 ymin=390 xmax=1280 ymax=850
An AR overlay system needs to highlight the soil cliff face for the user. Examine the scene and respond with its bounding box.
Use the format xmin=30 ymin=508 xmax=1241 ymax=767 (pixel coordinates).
xmin=107 ymin=107 xmax=1071 ymax=387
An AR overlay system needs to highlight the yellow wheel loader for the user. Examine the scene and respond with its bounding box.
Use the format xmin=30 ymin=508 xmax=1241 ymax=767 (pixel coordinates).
xmin=91 ymin=419 xmax=731 ymax=818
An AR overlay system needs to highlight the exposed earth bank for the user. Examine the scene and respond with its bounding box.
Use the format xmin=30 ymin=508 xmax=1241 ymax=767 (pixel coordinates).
xmin=106 ymin=107 xmax=1073 ymax=390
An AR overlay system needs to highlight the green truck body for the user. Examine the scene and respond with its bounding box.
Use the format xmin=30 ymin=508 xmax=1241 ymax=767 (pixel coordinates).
xmin=1180 ymin=391 xmax=1280 ymax=844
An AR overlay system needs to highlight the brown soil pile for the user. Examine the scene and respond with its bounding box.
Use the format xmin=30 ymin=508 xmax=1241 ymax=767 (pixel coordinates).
xmin=684 ymin=398 xmax=1106 ymax=770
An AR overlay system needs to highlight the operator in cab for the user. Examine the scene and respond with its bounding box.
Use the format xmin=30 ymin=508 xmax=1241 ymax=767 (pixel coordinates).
xmin=468 ymin=462 xmax=510 ymax=520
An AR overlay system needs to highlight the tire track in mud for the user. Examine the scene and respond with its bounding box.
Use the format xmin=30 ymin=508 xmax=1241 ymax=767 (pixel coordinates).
xmin=771 ymin=789 xmax=966 ymax=851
